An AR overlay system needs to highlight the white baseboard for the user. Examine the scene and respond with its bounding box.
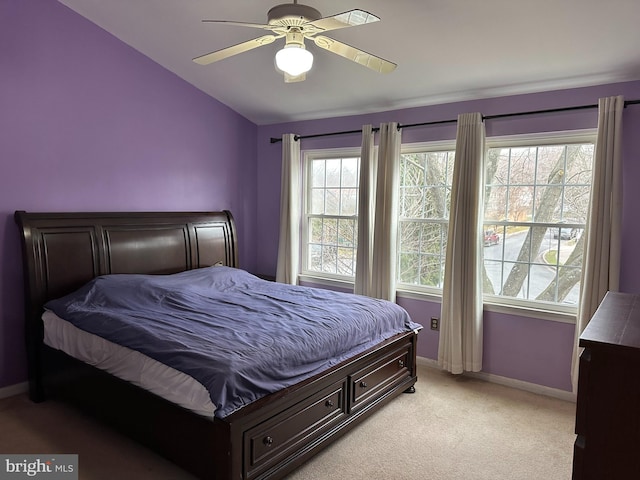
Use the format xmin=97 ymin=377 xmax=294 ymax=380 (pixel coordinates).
xmin=416 ymin=356 xmax=577 ymax=403
xmin=0 ymin=381 xmax=28 ymax=400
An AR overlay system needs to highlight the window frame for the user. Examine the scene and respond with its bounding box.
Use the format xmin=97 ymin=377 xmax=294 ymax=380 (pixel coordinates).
xmin=396 ymin=140 xmax=457 ymax=296
xmin=297 ymin=130 xmax=596 ymax=322
xmin=482 ymin=129 xmax=597 ymax=315
xmin=300 ymin=147 xmax=363 ymax=282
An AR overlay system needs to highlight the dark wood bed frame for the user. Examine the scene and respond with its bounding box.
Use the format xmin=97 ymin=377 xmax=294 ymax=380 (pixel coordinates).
xmin=14 ymin=210 xmax=418 ymax=480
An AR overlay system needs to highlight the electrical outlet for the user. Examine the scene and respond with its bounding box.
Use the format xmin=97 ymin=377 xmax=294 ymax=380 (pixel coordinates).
xmin=430 ymin=317 xmax=439 ymax=330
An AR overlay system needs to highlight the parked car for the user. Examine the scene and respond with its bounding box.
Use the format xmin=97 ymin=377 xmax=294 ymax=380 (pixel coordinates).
xmin=552 ymin=227 xmax=577 ymax=240
xmin=484 ymin=229 xmax=500 ymax=246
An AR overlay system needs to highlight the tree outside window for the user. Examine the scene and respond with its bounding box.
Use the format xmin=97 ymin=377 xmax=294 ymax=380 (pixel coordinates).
xmin=303 ymin=133 xmax=594 ymax=312
xmin=483 ymin=141 xmax=594 ymax=306
xmin=305 ymin=154 xmax=360 ymax=277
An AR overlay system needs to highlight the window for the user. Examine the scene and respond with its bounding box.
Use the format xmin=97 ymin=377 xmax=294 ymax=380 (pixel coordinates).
xmin=397 ymin=144 xmax=455 ymax=291
xmin=300 ymin=131 xmax=595 ymax=314
xmin=483 ymin=134 xmax=595 ymax=308
xmin=303 ymin=150 xmax=360 ymax=278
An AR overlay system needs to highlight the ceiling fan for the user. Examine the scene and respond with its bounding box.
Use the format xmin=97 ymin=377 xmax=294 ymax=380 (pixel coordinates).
xmin=192 ymin=1 xmax=397 ymax=83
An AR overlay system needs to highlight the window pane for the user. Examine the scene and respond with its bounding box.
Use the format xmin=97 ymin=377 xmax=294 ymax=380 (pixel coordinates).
xmin=483 ymin=141 xmax=593 ymax=306
xmin=398 ymin=148 xmax=454 ymax=290
xmin=311 ymin=160 xmax=325 ymax=187
xmin=484 ymin=185 xmax=508 ymax=223
xmin=337 ymin=247 xmax=355 ymax=276
xmin=341 ymin=158 xmax=359 ymax=187
xmin=508 ymin=147 xmax=537 ymax=185
xmin=341 ymin=188 xmax=358 ymax=216
xmin=420 ymin=254 xmax=444 ymax=287
xmin=304 ymin=153 xmax=360 ymax=278
xmin=565 ymin=145 xmax=595 ymax=184
xmin=325 ymin=189 xmax=340 ymax=215
xmin=310 ymin=188 xmax=325 ymax=214
xmin=322 ymin=245 xmax=337 ymax=273
xmin=533 ymin=186 xmax=562 ymax=222
xmin=322 ymin=218 xmax=338 ymax=245
xmin=563 ymin=185 xmax=590 ymax=222
xmin=309 ymin=244 xmax=322 ymax=271
xmin=325 ymin=159 xmax=341 ymax=187
xmin=427 ymin=152 xmax=452 ymax=185
xmin=337 ymin=218 xmax=356 ymax=247
xmin=399 ymin=252 xmax=420 ymax=284
xmin=310 ymin=217 xmax=323 ymax=243
xmin=536 ymin=146 xmax=567 ymax=185
xmin=425 ymin=186 xmax=449 ymax=219
xmin=400 ymin=186 xmax=423 ymax=218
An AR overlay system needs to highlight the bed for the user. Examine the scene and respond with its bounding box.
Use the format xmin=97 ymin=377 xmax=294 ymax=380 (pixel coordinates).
xmin=14 ymin=210 xmax=420 ymax=480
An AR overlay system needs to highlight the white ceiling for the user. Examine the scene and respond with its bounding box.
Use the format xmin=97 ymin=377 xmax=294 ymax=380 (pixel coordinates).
xmin=58 ymin=0 xmax=640 ymax=125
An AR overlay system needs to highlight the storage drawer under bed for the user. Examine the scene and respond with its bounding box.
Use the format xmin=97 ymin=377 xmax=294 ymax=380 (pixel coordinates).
xmin=241 ymin=336 xmax=415 ymax=479
xmin=349 ymin=342 xmax=412 ymax=413
xmin=244 ymin=380 xmax=347 ymax=479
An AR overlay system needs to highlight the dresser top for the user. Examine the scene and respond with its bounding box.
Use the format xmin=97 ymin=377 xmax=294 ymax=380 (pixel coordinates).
xmin=580 ymin=291 xmax=640 ymax=352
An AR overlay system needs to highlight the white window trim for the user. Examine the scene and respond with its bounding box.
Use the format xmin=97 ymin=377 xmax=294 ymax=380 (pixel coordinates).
xmin=486 ymin=129 xmax=597 ymax=149
xmin=396 ymin=140 xmax=457 ymax=294
xmin=298 ymin=130 xmax=597 ymax=324
xmin=482 ymin=128 xmax=597 ymax=318
xmin=297 ymin=273 xmax=576 ymax=324
xmin=300 ymin=146 xmax=363 ymax=280
xmin=401 ymin=139 xmax=458 ymax=153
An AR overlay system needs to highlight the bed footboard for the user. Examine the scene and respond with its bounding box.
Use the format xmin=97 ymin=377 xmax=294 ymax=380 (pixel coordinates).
xmin=39 ymin=329 xmax=417 ymax=480
xmin=227 ymin=330 xmax=418 ymax=480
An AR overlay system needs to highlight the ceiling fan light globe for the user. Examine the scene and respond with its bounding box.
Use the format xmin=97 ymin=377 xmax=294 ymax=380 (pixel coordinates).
xmin=275 ymin=45 xmax=313 ymax=77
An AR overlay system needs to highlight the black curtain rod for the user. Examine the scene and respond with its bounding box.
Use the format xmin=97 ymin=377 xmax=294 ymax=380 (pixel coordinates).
xmin=269 ymin=98 xmax=640 ymax=144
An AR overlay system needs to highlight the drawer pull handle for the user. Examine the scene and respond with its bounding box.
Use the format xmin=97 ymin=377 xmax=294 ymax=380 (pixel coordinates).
xmin=360 ymin=381 xmax=368 ymax=388
xmin=398 ymin=359 xmax=405 ymax=368
xmin=325 ymin=399 xmax=334 ymax=408
xmin=263 ymin=436 xmax=274 ymax=447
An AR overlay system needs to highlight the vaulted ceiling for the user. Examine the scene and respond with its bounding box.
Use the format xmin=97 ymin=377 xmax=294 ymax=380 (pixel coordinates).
xmin=58 ymin=0 xmax=640 ymax=125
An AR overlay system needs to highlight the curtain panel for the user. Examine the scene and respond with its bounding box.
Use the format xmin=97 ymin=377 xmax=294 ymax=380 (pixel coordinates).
xmin=276 ymin=133 xmax=301 ymax=285
xmin=370 ymin=122 xmax=401 ymax=302
xmin=354 ymin=124 xmax=376 ymax=296
xmin=438 ymin=112 xmax=485 ymax=374
xmin=571 ymin=95 xmax=624 ymax=391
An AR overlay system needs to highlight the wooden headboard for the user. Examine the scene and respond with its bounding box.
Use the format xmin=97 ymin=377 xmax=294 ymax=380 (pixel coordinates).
xmin=14 ymin=210 xmax=237 ymax=400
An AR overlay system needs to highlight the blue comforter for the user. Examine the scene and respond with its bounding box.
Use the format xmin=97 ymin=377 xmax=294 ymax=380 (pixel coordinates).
xmin=45 ymin=266 xmax=421 ymax=418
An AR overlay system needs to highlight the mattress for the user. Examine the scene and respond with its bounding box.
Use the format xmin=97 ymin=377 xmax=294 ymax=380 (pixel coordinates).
xmin=44 ymin=266 xmax=422 ymax=418
xmin=42 ymin=309 xmax=216 ymax=417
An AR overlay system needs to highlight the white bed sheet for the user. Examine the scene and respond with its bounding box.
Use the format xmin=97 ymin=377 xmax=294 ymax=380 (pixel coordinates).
xmin=42 ymin=310 xmax=216 ymax=417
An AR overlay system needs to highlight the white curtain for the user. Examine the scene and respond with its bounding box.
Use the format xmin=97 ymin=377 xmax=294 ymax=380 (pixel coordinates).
xmin=354 ymin=125 xmax=377 ymax=296
xmin=571 ymin=95 xmax=624 ymax=391
xmin=276 ymin=133 xmax=301 ymax=285
xmin=438 ymin=112 xmax=485 ymax=374
xmin=368 ymin=122 xmax=401 ymax=302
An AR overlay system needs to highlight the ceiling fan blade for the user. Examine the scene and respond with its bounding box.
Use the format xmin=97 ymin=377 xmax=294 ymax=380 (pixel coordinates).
xmin=193 ymin=34 xmax=281 ymax=65
xmin=284 ymin=72 xmax=306 ymax=83
xmin=306 ymin=9 xmax=380 ymax=34
xmin=313 ymin=35 xmax=397 ymax=73
xmin=201 ymin=20 xmax=274 ymax=31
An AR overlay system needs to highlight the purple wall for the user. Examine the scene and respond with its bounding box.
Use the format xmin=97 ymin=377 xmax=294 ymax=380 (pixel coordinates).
xmin=3 ymin=1 xmax=640 ymax=396
xmin=256 ymin=81 xmax=640 ymax=392
xmin=0 ymin=0 xmax=257 ymax=388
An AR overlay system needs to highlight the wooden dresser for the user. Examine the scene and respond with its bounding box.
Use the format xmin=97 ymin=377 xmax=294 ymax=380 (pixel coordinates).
xmin=573 ymin=291 xmax=640 ymax=479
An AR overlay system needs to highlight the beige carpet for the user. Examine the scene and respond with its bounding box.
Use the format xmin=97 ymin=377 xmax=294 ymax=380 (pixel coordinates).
xmin=0 ymin=364 xmax=576 ymax=479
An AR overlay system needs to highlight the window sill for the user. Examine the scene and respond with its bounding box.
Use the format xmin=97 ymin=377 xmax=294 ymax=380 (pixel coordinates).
xmin=297 ymin=274 xmax=576 ymax=325
xmin=298 ymin=274 xmax=354 ymax=291
xmin=482 ymin=301 xmax=576 ymax=324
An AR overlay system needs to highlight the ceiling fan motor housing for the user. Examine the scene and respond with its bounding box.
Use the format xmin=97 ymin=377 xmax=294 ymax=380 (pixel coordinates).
xmin=267 ymin=3 xmax=322 ymax=27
